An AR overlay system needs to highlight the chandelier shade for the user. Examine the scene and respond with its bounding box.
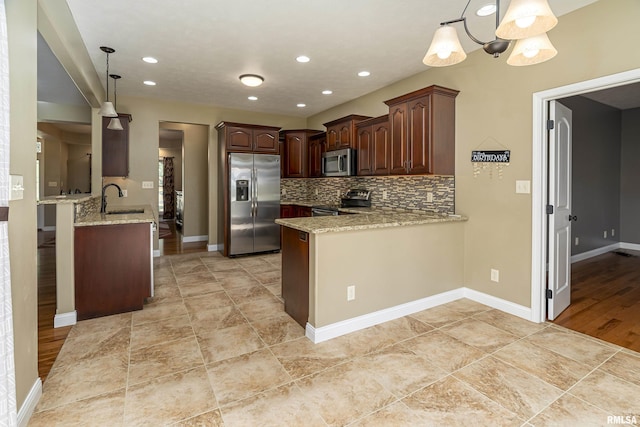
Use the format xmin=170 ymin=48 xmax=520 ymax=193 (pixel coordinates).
xmin=507 ymin=32 xmax=557 ymax=66
xmin=423 ymin=25 xmax=467 ymax=67
xmin=495 ymin=0 xmax=558 ymax=40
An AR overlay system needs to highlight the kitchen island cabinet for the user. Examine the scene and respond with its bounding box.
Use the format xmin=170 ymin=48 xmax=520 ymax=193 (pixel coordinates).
xmin=75 ymin=222 xmax=153 ymax=320
xmin=276 ymin=211 xmax=466 ymax=342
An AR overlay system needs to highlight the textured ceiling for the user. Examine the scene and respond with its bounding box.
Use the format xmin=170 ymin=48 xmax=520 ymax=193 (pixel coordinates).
xmin=57 ymin=0 xmax=599 ymax=117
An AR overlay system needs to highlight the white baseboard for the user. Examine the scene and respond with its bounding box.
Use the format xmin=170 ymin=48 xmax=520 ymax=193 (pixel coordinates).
xmin=153 ymin=249 xmax=161 ymax=257
xmin=207 ymin=243 xmax=222 ymax=251
xmin=54 ymin=311 xmax=77 ymax=328
xmin=620 ymin=242 xmax=640 ymax=251
xmin=305 ymin=287 xmax=533 ymax=344
xmin=18 ymin=378 xmax=42 ymax=427
xmin=182 ymin=235 xmax=208 ymax=243
xmin=571 ymin=243 xmax=620 ymax=263
xmin=41 ymin=226 xmax=56 ymax=232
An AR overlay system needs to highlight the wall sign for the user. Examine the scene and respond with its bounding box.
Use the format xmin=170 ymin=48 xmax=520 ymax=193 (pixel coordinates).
xmin=471 ymin=150 xmax=510 ymax=163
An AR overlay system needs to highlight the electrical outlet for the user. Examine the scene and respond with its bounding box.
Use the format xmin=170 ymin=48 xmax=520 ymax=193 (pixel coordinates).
xmin=490 ymin=269 xmax=499 ymax=283
xmin=122 ymin=189 xmax=128 ymax=197
xmin=281 ymin=188 xmax=287 ymax=196
xmin=142 ymin=181 xmax=154 ymax=189
xmin=515 ymin=180 xmax=531 ymax=194
xmin=612 ymin=229 xmax=615 ymax=237
xmin=382 ymin=190 xmax=388 ymax=200
xmin=604 ymin=230 xmax=607 ymax=239
xmin=575 ymin=237 xmax=579 ymax=246
xmin=426 ymin=192 xmax=434 ymax=203
xmin=337 ymin=190 xmax=341 ymax=197
xmin=315 ymin=188 xmax=318 ymax=196
xmin=347 ymin=285 xmax=355 ymax=301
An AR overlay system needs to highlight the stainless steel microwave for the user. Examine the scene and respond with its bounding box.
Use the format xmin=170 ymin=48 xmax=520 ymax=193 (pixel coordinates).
xmin=321 ymin=148 xmax=355 ymax=177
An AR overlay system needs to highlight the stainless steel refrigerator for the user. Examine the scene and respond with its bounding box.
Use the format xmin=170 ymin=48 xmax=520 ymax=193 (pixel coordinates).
xmin=228 ymin=153 xmax=281 ymax=256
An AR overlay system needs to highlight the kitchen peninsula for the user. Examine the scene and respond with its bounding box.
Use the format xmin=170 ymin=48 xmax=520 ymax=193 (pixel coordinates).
xmin=276 ymin=210 xmax=467 ymax=342
xmin=38 ymin=195 xmax=156 ymax=326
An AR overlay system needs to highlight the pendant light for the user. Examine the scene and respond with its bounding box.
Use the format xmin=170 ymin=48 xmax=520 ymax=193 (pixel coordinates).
xmin=507 ymin=32 xmax=557 ymax=66
xmin=495 ymin=0 xmax=558 ymax=40
xmin=107 ymin=74 xmax=123 ymax=130
xmin=98 ymin=46 xmax=118 ymax=117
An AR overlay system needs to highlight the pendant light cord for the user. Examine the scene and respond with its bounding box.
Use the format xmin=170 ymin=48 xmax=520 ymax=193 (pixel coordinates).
xmin=105 ymin=52 xmax=110 ymax=102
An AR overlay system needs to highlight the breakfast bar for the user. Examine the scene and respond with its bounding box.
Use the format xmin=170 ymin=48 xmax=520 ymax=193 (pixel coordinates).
xmin=276 ymin=210 xmax=467 ymax=342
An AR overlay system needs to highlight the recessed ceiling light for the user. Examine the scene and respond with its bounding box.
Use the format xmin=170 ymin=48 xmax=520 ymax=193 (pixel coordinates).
xmin=322 ymin=90 xmax=333 ymax=95
xmin=239 ymin=74 xmax=264 ymax=87
xmin=358 ymin=71 xmax=370 ymax=77
xmin=297 ymin=103 xmax=306 ymax=108
xmin=476 ymin=4 xmax=497 ymax=16
xmin=296 ymin=55 xmax=310 ymax=63
xmin=248 ymin=96 xmax=258 ymax=101
xmin=142 ymin=56 xmax=158 ymax=64
xmin=143 ymin=80 xmax=156 ymax=86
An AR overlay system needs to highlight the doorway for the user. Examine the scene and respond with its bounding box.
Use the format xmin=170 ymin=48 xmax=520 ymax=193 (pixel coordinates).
xmin=532 ymin=69 xmax=640 ymax=325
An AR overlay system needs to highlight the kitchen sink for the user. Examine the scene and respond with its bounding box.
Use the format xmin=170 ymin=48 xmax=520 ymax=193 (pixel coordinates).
xmin=106 ymin=208 xmax=145 ymax=215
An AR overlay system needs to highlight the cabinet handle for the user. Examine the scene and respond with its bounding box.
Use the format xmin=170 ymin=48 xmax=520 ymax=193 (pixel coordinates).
xmin=299 ymin=232 xmax=308 ymax=242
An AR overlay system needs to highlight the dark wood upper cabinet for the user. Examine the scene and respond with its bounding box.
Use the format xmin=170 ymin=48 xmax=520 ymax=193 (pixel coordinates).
xmin=102 ymin=113 xmax=132 ymax=177
xmin=384 ymin=85 xmax=458 ymax=175
xmin=356 ymin=115 xmax=390 ymax=176
xmin=308 ymin=132 xmax=325 ymax=178
xmin=323 ymin=114 xmax=371 ymax=151
xmin=281 ymin=129 xmax=322 ymax=178
xmin=217 ymin=122 xmax=280 ymax=154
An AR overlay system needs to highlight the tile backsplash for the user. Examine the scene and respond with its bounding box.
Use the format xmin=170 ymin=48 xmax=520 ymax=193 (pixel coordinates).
xmin=281 ymin=175 xmax=455 ymax=214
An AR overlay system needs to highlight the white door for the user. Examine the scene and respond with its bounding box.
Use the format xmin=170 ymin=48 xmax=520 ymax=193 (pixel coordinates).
xmin=548 ymin=100 xmax=573 ymax=320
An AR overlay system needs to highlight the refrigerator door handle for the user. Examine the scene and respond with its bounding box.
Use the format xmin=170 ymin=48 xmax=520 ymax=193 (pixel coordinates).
xmin=252 ymin=168 xmax=258 ymax=217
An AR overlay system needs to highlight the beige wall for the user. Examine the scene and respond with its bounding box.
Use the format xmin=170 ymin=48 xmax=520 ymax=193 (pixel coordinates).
xmin=7 ymin=0 xmax=39 ymax=411
xmin=308 ymin=0 xmax=640 ymax=308
xmin=311 ymin=222 xmax=464 ymax=327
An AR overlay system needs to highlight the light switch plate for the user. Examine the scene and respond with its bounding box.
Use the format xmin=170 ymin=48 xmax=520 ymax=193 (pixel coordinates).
xmin=515 ymin=180 xmax=531 ymax=194
xmin=10 ymin=175 xmax=24 ymax=200
xmin=142 ymin=181 xmax=154 ymax=189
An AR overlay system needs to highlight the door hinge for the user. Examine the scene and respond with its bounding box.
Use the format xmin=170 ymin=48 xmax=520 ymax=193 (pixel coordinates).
xmin=547 ymin=119 xmax=555 ymax=130
xmin=546 ymin=289 xmax=553 ymax=299
xmin=546 ymin=205 xmax=554 ymax=214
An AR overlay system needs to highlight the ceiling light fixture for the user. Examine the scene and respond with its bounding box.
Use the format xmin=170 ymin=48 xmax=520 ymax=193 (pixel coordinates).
xmin=322 ymin=90 xmax=333 ymax=95
xmin=358 ymin=71 xmax=370 ymax=77
xmin=239 ymin=74 xmax=264 ymax=87
xmin=143 ymin=80 xmax=156 ymax=86
xmin=296 ymin=55 xmax=310 ymax=63
xmin=476 ymin=4 xmax=497 ymax=16
xmin=248 ymin=96 xmax=258 ymax=101
xmin=142 ymin=56 xmax=158 ymax=64
xmin=297 ymin=103 xmax=306 ymax=108
xmin=98 ymin=46 xmax=118 ymax=117
xmin=423 ymin=0 xmax=558 ymax=67
xmin=107 ymin=74 xmax=123 ymax=131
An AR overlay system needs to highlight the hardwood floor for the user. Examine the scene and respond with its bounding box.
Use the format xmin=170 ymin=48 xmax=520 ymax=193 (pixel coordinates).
xmin=553 ymin=249 xmax=640 ymax=352
xmin=37 ymin=220 xmax=208 ymax=380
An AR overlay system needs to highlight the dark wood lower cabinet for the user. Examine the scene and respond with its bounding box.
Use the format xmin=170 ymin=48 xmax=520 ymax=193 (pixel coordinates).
xmin=75 ymin=223 xmax=152 ymax=320
xmin=281 ymin=226 xmax=309 ymax=327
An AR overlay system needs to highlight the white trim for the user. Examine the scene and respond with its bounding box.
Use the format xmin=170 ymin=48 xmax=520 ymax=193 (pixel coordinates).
xmin=182 ymin=234 xmax=208 ymax=243
xmin=207 ymin=243 xmax=221 ymax=251
xmin=41 ymin=226 xmax=55 ymax=232
xmin=532 ymin=68 xmax=640 ymax=323
xmin=305 ymin=287 xmax=533 ymax=343
xmin=54 ymin=310 xmax=77 ymax=328
xmin=571 ymin=243 xmax=620 ymax=263
xmin=17 ymin=378 xmax=42 ymax=427
xmin=153 ymin=249 xmax=161 ymax=257
xmin=620 ymin=242 xmax=640 ymax=251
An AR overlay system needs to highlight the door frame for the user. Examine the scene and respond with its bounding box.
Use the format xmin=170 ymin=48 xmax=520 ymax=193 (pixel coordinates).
xmin=531 ymin=68 xmax=640 ymax=323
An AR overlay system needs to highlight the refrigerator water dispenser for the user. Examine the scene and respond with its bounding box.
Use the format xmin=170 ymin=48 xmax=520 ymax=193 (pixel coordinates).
xmin=236 ymin=180 xmax=249 ymax=201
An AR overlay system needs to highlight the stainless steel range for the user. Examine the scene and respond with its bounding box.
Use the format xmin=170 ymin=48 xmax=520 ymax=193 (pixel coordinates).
xmin=341 ymin=189 xmax=372 ymax=208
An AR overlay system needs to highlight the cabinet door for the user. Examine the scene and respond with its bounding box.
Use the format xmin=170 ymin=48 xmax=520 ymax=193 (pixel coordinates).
xmin=284 ymin=133 xmax=307 ymax=178
xmin=308 ymin=137 xmax=323 ymax=178
xmin=282 ymin=227 xmax=309 ymax=327
xmin=337 ymin=124 xmax=352 ymax=149
xmin=254 ymin=130 xmax=279 ymax=153
xmin=102 ymin=114 xmax=130 ymax=177
xmin=372 ymin=122 xmax=390 ymax=175
xmin=388 ymin=104 xmax=408 ymax=174
xmin=356 ymin=125 xmax=373 ymax=176
xmin=226 ymin=127 xmax=253 ymax=151
xmin=407 ymin=96 xmax=431 ymax=174
xmin=280 ymin=205 xmax=294 ymax=218
xmin=326 ymin=126 xmax=339 ymax=151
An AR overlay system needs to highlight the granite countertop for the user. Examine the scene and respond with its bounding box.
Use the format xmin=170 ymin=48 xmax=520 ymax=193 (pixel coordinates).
xmin=38 ymin=194 xmax=96 ymax=205
xmin=276 ymin=209 xmax=467 ymax=234
xmin=75 ymin=204 xmax=157 ymax=227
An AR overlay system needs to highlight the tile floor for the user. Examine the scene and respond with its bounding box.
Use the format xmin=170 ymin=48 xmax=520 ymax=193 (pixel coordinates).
xmin=29 ymin=251 xmax=640 ymax=426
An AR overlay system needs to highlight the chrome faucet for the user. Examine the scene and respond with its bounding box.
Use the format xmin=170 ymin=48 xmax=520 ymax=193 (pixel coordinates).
xmin=101 ymin=183 xmax=124 ymax=213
